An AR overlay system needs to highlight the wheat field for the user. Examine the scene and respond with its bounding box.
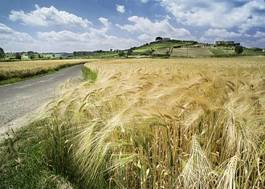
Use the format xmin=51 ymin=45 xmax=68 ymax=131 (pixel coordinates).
xmin=0 ymin=59 xmax=89 ymax=81
xmin=40 ymin=57 xmax=265 ymax=188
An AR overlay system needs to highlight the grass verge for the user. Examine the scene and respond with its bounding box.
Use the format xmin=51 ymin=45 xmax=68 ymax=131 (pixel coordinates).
xmin=82 ymin=66 xmax=97 ymax=81
xmin=0 ymin=121 xmax=73 ymax=189
xmin=0 ymin=70 xmax=58 ymax=86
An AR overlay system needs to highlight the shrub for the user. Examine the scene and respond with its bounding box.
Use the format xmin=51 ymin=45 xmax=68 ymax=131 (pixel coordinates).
xmin=118 ymin=51 xmax=125 ymax=57
xmin=82 ymin=66 xmax=97 ymax=81
xmin=0 ymin=47 xmax=5 ymax=59
xmin=235 ymin=46 xmax=244 ymax=54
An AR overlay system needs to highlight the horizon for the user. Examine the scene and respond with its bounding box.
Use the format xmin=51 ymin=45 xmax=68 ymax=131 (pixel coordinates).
xmin=0 ymin=0 xmax=265 ymax=52
xmin=3 ymin=38 xmax=259 ymax=54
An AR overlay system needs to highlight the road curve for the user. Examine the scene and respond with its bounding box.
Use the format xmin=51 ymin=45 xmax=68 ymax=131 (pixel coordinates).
xmin=0 ymin=64 xmax=84 ymax=134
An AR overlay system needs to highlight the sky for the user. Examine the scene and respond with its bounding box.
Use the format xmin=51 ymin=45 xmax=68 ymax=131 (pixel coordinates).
xmin=0 ymin=0 xmax=264 ymax=52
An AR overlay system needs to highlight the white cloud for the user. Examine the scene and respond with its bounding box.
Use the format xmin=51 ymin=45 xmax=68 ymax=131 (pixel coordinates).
xmin=0 ymin=23 xmax=35 ymax=51
xmin=205 ymin=28 xmax=242 ymax=39
xmin=140 ymin=0 xmax=149 ymax=3
xmin=254 ymin=31 xmax=265 ymax=38
xmin=37 ymin=30 xmax=137 ymax=52
xmin=116 ymin=4 xmax=125 ymax=14
xmin=98 ymin=17 xmax=111 ymax=28
xmin=158 ymin=0 xmax=265 ymax=31
xmin=0 ymin=23 xmax=33 ymax=43
xmin=9 ymin=4 xmax=90 ymax=28
xmin=0 ymin=18 xmax=137 ymax=52
xmin=117 ymin=16 xmax=192 ymax=42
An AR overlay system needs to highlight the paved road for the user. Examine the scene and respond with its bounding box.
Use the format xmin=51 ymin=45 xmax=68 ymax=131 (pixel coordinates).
xmin=0 ymin=64 xmax=84 ymax=134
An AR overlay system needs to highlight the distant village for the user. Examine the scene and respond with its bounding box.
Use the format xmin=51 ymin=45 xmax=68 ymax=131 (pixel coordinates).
xmin=4 ymin=52 xmax=73 ymax=61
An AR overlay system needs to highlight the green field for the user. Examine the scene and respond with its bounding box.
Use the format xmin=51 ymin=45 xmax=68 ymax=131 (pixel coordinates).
xmin=129 ymin=40 xmax=265 ymax=58
xmin=171 ymin=47 xmax=213 ymax=57
xmin=133 ymin=40 xmax=195 ymax=53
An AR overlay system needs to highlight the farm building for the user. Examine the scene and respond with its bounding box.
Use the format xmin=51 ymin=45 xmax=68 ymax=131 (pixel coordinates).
xmin=215 ymin=41 xmax=240 ymax=47
xmin=21 ymin=54 xmax=30 ymax=60
xmin=155 ymin=37 xmax=171 ymax=42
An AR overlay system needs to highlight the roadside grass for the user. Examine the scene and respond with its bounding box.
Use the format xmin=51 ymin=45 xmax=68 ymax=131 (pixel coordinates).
xmin=0 ymin=69 xmax=58 ymax=86
xmin=0 ymin=77 xmax=23 ymax=85
xmin=0 ymin=59 xmax=89 ymax=85
xmin=0 ymin=121 xmax=73 ymax=189
xmin=0 ymin=116 xmax=104 ymax=188
xmin=82 ymin=66 xmax=97 ymax=81
xmin=1 ymin=57 xmax=265 ymax=188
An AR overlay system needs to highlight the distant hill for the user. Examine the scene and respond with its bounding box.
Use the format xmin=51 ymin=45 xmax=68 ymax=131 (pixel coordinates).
xmin=132 ymin=40 xmax=197 ymax=53
xmin=126 ymin=38 xmax=265 ymax=58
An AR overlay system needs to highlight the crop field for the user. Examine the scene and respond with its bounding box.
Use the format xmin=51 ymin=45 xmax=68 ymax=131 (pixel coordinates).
xmin=0 ymin=59 xmax=89 ymax=84
xmin=171 ymin=47 xmax=213 ymax=57
xmin=1 ymin=57 xmax=265 ymax=188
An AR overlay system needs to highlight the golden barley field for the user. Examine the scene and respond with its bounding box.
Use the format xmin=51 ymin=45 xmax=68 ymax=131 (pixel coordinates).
xmin=0 ymin=59 xmax=88 ymax=81
xmin=40 ymin=57 xmax=265 ymax=188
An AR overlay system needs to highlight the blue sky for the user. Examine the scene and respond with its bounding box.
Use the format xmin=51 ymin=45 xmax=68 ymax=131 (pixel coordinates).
xmin=0 ymin=0 xmax=264 ymax=52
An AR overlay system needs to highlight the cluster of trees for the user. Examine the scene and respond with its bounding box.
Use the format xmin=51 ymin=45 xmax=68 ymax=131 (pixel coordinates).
xmin=118 ymin=49 xmax=134 ymax=57
xmin=0 ymin=47 xmax=5 ymax=59
xmin=235 ymin=45 xmax=244 ymax=55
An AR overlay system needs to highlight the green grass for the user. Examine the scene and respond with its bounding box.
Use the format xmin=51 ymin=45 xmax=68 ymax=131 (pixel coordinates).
xmin=242 ymin=49 xmax=265 ymax=56
xmin=0 ymin=117 xmax=102 ymax=189
xmin=0 ymin=77 xmax=24 ymax=85
xmin=0 ymin=122 xmax=71 ymax=189
xmin=171 ymin=48 xmax=213 ymax=57
xmin=82 ymin=66 xmax=98 ymax=81
xmin=210 ymin=48 xmax=235 ymax=57
xmin=132 ymin=40 xmax=265 ymax=57
xmin=133 ymin=41 xmax=195 ymax=53
xmin=0 ymin=70 xmax=57 ymax=86
xmin=76 ymin=52 xmax=119 ymax=59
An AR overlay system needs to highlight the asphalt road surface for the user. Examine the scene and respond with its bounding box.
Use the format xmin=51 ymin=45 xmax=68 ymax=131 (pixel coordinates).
xmin=0 ymin=64 xmax=84 ymax=134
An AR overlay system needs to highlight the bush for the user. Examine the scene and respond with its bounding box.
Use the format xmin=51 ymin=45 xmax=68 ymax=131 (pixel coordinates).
xmin=118 ymin=51 xmax=125 ymax=57
xmin=0 ymin=47 xmax=5 ymax=59
xmin=235 ymin=46 xmax=244 ymax=54
xmin=82 ymin=67 xmax=97 ymax=81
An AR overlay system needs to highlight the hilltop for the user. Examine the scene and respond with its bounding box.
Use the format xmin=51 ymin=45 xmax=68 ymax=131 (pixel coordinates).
xmin=126 ymin=38 xmax=265 ymax=58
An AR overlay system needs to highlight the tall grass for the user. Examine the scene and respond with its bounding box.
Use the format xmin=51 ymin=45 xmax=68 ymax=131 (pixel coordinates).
xmin=0 ymin=122 xmax=74 ymax=189
xmin=82 ymin=67 xmax=98 ymax=81
xmin=2 ymin=57 xmax=265 ymax=188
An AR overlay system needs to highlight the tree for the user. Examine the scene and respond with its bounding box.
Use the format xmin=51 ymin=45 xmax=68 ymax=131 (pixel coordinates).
xmin=155 ymin=37 xmax=163 ymax=41
xmin=118 ymin=51 xmax=125 ymax=57
xmin=27 ymin=51 xmax=35 ymax=59
xmin=235 ymin=46 xmax=244 ymax=55
xmin=0 ymin=47 xmax=5 ymax=59
xmin=127 ymin=49 xmax=133 ymax=56
xmin=15 ymin=53 xmax=21 ymax=60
